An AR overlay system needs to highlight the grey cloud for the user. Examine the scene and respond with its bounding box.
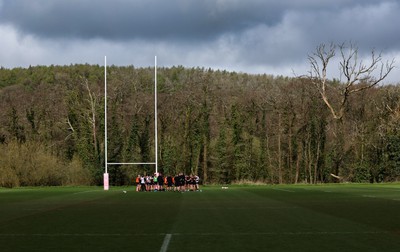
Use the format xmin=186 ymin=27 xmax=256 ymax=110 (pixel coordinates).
xmin=0 ymin=0 xmax=381 ymax=42
xmin=0 ymin=0 xmax=279 ymax=41
xmin=213 ymin=0 xmax=400 ymax=69
xmin=289 ymin=1 xmax=400 ymax=54
xmin=1 ymin=0 xmax=399 ymax=83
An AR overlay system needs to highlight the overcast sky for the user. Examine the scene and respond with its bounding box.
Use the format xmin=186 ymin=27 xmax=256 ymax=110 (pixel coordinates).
xmin=0 ymin=0 xmax=399 ymax=83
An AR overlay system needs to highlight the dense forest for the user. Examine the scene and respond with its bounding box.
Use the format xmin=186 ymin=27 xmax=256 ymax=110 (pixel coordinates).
xmin=0 ymin=63 xmax=400 ymax=187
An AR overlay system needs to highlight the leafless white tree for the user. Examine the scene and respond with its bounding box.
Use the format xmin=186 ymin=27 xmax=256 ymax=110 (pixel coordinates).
xmin=308 ymin=42 xmax=395 ymax=120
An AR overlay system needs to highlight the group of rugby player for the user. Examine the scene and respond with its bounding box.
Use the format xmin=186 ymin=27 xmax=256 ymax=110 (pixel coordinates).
xmin=135 ymin=173 xmax=200 ymax=192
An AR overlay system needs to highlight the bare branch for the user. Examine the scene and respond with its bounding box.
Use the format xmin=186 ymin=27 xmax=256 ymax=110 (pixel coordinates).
xmin=66 ymin=118 xmax=75 ymax=132
xmin=65 ymin=117 xmax=75 ymax=140
xmin=82 ymin=78 xmax=98 ymax=153
xmin=308 ymin=43 xmax=340 ymax=119
xmin=309 ymin=41 xmax=396 ymax=120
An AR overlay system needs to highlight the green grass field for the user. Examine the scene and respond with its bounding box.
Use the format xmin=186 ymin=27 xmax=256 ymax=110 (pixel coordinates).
xmin=1 ymin=184 xmax=400 ymax=252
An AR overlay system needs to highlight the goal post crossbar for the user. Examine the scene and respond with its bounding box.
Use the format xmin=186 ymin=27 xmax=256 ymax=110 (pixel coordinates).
xmin=107 ymin=162 xmax=156 ymax=166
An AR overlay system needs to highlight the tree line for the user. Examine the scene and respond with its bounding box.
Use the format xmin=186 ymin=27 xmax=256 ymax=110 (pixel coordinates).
xmin=0 ymin=60 xmax=399 ymax=187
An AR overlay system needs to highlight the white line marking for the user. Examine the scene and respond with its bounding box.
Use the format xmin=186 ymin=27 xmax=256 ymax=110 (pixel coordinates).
xmin=160 ymin=233 xmax=172 ymax=252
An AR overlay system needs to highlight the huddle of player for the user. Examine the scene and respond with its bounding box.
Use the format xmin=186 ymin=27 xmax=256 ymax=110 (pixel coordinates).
xmin=135 ymin=173 xmax=200 ymax=192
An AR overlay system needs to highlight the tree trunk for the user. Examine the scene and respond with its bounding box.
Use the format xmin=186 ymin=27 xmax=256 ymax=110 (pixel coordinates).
xmin=203 ymin=141 xmax=208 ymax=183
xmin=288 ymin=124 xmax=293 ymax=183
xmin=278 ymin=113 xmax=283 ymax=184
xmin=314 ymin=141 xmax=321 ymax=184
xmin=295 ymin=144 xmax=300 ymax=184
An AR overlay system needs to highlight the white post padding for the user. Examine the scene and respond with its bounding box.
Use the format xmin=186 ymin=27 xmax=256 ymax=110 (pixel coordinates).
xmin=104 ymin=173 xmax=109 ymax=190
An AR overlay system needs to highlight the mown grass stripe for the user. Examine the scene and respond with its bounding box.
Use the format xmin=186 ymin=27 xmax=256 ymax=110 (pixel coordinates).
xmin=0 ymin=231 xmax=388 ymax=237
xmin=272 ymin=188 xmax=295 ymax=193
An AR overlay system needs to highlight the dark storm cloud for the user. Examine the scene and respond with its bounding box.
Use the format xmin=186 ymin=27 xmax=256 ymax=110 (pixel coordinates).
xmin=0 ymin=0 xmax=382 ymax=42
xmin=0 ymin=0 xmax=279 ymax=41
xmin=1 ymin=0 xmax=399 ymax=83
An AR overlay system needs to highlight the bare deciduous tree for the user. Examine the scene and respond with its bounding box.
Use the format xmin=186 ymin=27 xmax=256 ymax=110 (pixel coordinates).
xmin=308 ymin=42 xmax=395 ymax=120
xmin=84 ymin=79 xmax=99 ymax=156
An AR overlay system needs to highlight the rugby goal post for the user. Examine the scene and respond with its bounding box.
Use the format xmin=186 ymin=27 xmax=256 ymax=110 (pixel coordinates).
xmin=103 ymin=56 xmax=159 ymax=190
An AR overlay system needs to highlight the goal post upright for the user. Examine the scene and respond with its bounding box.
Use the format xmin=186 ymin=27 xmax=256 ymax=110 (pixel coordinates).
xmin=104 ymin=55 xmax=109 ymax=190
xmin=155 ymin=55 xmax=158 ymax=174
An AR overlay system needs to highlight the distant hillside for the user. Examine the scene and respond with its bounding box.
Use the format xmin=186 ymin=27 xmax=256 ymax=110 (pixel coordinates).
xmin=1 ymin=65 xmax=399 ymax=187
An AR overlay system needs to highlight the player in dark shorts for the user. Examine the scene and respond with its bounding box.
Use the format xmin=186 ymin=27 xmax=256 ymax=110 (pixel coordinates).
xmin=174 ymin=174 xmax=180 ymax=191
xmin=185 ymin=175 xmax=191 ymax=191
xmin=166 ymin=175 xmax=173 ymax=191
xmin=146 ymin=175 xmax=152 ymax=191
xmin=179 ymin=173 xmax=185 ymax=192
xmin=189 ymin=175 xmax=195 ymax=191
xmin=157 ymin=173 xmax=164 ymax=191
